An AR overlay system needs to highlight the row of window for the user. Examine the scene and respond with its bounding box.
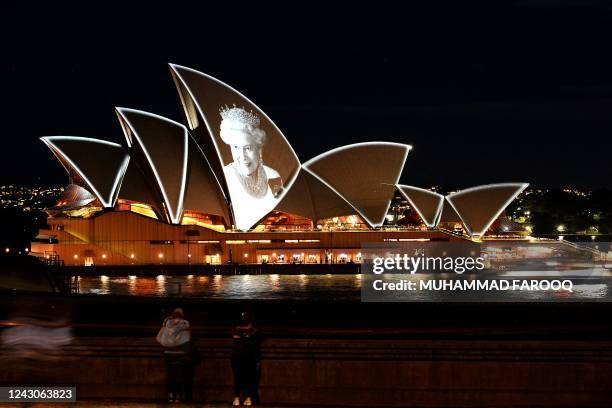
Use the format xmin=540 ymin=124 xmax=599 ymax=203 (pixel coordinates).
xmin=149 ymin=239 xmax=321 ymax=245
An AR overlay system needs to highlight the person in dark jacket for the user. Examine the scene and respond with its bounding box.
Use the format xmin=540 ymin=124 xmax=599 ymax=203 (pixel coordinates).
xmin=231 ymin=312 xmax=262 ymax=406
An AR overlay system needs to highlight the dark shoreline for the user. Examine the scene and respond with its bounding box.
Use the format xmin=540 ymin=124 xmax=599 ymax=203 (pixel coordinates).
xmin=3 ymin=292 xmax=612 ymax=340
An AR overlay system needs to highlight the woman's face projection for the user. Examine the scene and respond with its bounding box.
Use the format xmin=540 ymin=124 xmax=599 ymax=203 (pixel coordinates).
xmin=169 ymin=66 xmax=302 ymax=231
xmin=227 ymin=129 xmax=263 ymax=177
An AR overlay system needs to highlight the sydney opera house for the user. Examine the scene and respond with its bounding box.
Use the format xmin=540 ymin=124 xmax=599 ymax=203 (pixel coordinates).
xmin=31 ymin=64 xmax=528 ymax=266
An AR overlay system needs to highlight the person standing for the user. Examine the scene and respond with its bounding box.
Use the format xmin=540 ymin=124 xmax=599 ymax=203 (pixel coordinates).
xmin=156 ymin=308 xmax=191 ymax=403
xmin=231 ymin=312 xmax=262 ymax=406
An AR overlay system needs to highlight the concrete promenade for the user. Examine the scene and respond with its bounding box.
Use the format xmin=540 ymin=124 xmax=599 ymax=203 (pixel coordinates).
xmin=1 ymin=295 xmax=612 ymax=407
xmin=8 ymin=404 xmax=302 ymax=407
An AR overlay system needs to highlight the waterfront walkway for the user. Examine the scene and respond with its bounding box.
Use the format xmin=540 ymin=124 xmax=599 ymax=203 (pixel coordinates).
xmin=20 ymin=403 xmax=310 ymax=408
xmin=2 ymin=296 xmax=612 ymax=407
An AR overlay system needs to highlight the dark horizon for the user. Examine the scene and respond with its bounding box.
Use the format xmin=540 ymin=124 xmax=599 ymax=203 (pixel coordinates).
xmin=4 ymin=2 xmax=612 ymax=189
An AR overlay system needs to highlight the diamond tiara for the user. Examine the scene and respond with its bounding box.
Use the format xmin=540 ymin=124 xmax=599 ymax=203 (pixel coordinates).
xmin=219 ymin=104 xmax=261 ymax=128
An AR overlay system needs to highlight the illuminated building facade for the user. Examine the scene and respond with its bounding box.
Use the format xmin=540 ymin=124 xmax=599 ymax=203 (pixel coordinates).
xmin=32 ymin=64 xmax=528 ymax=265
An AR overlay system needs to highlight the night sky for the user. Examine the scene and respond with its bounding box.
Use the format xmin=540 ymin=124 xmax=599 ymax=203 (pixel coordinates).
xmin=4 ymin=2 xmax=612 ymax=189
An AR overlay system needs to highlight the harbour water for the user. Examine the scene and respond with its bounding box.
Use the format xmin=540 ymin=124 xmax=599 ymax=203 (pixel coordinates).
xmin=75 ymin=269 xmax=612 ymax=301
xmin=77 ymin=273 xmax=363 ymax=300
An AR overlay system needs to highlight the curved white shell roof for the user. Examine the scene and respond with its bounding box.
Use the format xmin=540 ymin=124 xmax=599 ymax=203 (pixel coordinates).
xmin=303 ymin=142 xmax=411 ymax=227
xmin=276 ymin=168 xmax=358 ymax=222
xmin=438 ymin=198 xmax=463 ymax=224
xmin=168 ymin=64 xmax=300 ymax=231
xmin=41 ymin=64 xmax=528 ymax=236
xmin=116 ymin=108 xmax=189 ymax=224
xmin=182 ymin=137 xmax=231 ymax=222
xmin=397 ymin=185 xmax=444 ymax=227
xmin=41 ymin=136 xmax=129 ymax=208
xmin=446 ymin=183 xmax=529 ymax=237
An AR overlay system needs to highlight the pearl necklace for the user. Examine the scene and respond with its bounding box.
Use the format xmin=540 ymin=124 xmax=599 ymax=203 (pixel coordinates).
xmin=233 ymin=162 xmax=268 ymax=198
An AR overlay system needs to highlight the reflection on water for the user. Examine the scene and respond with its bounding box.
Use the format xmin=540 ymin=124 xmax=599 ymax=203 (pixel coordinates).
xmin=501 ymin=268 xmax=608 ymax=277
xmin=128 ymin=276 xmax=137 ymax=295
xmin=75 ymin=270 xmax=612 ymax=301
xmin=77 ymin=274 xmax=363 ymax=300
